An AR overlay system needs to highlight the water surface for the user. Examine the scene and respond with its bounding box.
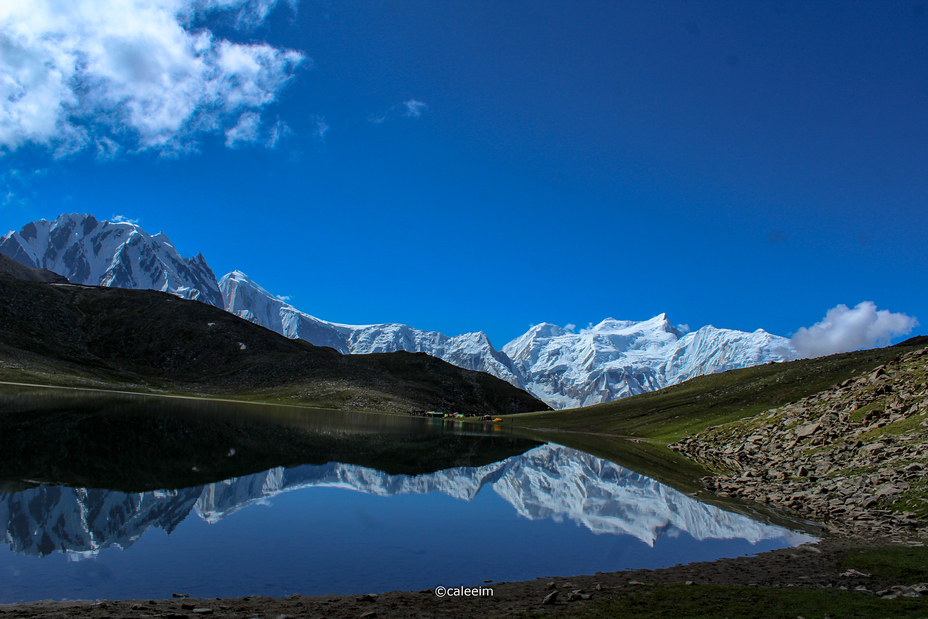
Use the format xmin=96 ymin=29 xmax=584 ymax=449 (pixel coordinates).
xmin=0 ymin=391 xmax=816 ymax=602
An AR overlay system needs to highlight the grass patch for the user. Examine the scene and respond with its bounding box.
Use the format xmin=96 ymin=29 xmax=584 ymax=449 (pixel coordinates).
xmin=848 ymin=401 xmax=882 ymax=424
xmin=506 ymin=347 xmax=921 ymax=442
xmin=837 ymin=546 xmax=928 ymax=583
xmin=524 ymin=584 xmax=927 ymax=618
xmin=885 ymin=478 xmax=928 ymax=519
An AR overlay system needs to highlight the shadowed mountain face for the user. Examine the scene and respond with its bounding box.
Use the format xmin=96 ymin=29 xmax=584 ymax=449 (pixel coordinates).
xmin=0 ymin=444 xmax=807 ymax=559
xmin=0 ymin=278 xmax=548 ymax=415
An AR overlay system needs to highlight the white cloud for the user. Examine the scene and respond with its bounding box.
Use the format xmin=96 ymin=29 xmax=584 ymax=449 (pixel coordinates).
xmin=676 ymin=323 xmax=691 ymax=334
xmin=310 ymin=115 xmax=329 ymax=141
xmin=265 ymin=118 xmax=293 ymax=148
xmin=403 ymin=99 xmax=427 ymax=118
xmin=225 ymin=111 xmax=261 ymax=147
xmin=0 ymin=167 xmax=47 ymax=209
xmin=369 ymin=99 xmax=428 ymax=124
xmin=0 ymin=0 xmax=306 ymax=156
xmin=564 ymin=323 xmax=576 ymax=332
xmin=95 ymin=136 xmax=121 ymax=160
xmin=791 ymin=302 xmax=919 ymax=358
xmin=110 ymin=214 xmax=139 ymax=224
xmin=275 ymin=294 xmax=291 ymax=302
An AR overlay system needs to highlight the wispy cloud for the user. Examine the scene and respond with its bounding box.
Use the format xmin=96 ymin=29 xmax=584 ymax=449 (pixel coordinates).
xmin=403 ymin=99 xmax=428 ymax=118
xmin=110 ymin=215 xmax=140 ymax=224
xmin=564 ymin=323 xmax=576 ymax=332
xmin=791 ymin=302 xmax=919 ymax=358
xmin=95 ymin=136 xmax=122 ymax=161
xmin=266 ymin=119 xmax=294 ymax=148
xmin=276 ymin=294 xmax=291 ymax=302
xmin=310 ymin=116 xmax=330 ymax=141
xmin=0 ymin=168 xmax=47 ymax=209
xmin=225 ymin=112 xmax=262 ymax=148
xmin=369 ymin=99 xmax=429 ymax=124
xmin=0 ymin=0 xmax=307 ymax=157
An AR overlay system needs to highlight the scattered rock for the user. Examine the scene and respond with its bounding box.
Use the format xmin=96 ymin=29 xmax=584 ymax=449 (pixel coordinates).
xmin=669 ymin=347 xmax=928 ymax=539
xmin=840 ymin=569 xmax=871 ymax=578
xmin=542 ymin=590 xmax=558 ymax=605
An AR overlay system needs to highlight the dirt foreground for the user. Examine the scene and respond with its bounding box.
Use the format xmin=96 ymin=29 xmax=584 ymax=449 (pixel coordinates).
xmin=1 ymin=535 xmax=922 ymax=619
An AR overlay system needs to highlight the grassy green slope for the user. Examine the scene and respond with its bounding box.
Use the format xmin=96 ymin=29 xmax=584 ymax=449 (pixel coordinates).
xmin=505 ymin=344 xmax=925 ymax=443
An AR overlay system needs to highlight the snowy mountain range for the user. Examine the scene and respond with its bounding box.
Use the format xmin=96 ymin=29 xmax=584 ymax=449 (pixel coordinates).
xmin=1 ymin=214 xmax=799 ymax=408
xmin=0 ymin=445 xmax=802 ymax=558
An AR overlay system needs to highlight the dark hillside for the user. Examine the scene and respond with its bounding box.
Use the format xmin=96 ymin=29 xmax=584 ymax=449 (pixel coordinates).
xmin=0 ymin=253 xmax=69 ymax=283
xmin=0 ymin=278 xmax=547 ymax=415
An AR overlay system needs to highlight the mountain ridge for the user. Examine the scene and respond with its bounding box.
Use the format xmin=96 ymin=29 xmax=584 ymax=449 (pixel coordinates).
xmin=3 ymin=214 xmax=799 ymax=409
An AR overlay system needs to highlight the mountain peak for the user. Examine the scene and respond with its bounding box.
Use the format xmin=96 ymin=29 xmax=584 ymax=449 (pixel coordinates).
xmin=1 ymin=214 xmax=223 ymax=308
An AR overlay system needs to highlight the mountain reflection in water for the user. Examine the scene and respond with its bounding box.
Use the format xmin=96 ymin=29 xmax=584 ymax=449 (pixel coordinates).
xmin=2 ymin=445 xmax=810 ymax=563
xmin=0 ymin=444 xmax=818 ymax=602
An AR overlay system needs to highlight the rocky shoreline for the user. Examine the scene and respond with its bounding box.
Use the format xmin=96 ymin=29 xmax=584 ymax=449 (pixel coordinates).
xmin=671 ymin=346 xmax=928 ymax=541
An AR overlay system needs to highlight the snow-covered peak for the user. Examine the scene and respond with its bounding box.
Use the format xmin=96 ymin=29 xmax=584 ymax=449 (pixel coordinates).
xmin=0 ymin=214 xmax=223 ymax=307
xmin=503 ymin=314 xmax=798 ymax=409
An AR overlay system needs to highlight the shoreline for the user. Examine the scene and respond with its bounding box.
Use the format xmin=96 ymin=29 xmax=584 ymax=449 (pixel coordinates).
xmin=1 ymin=534 xmax=923 ymax=618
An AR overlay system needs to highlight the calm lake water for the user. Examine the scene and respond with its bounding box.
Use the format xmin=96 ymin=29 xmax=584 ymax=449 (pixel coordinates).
xmin=0 ymin=390 xmax=816 ymax=603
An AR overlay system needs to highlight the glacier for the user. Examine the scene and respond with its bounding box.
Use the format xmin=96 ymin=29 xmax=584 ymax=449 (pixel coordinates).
xmin=2 ymin=214 xmax=800 ymax=408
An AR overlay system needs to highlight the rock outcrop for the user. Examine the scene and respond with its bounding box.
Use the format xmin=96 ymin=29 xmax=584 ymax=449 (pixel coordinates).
xmin=671 ymin=347 xmax=928 ymax=540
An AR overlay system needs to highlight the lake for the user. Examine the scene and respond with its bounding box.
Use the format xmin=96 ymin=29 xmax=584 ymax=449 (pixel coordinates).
xmin=0 ymin=389 xmax=817 ymax=603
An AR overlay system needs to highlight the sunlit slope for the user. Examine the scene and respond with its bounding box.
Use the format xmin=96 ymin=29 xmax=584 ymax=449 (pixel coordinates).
xmin=506 ymin=340 xmax=926 ymax=442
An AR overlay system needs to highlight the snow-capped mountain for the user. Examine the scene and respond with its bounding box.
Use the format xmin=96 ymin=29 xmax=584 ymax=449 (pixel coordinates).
xmin=220 ymin=270 xmax=797 ymax=406
xmin=0 ymin=214 xmax=223 ymax=307
xmin=220 ymin=270 xmax=526 ymax=388
xmin=502 ymin=315 xmax=798 ymax=409
xmin=1 ymin=214 xmax=799 ymax=408
xmin=0 ymin=445 xmax=802 ymax=557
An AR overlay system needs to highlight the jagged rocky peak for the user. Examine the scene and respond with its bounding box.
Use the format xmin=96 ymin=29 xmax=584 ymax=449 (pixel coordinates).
xmin=0 ymin=213 xmax=223 ymax=308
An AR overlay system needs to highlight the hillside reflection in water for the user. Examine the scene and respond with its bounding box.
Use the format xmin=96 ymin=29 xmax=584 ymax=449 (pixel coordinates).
xmin=0 ymin=443 xmax=814 ymax=603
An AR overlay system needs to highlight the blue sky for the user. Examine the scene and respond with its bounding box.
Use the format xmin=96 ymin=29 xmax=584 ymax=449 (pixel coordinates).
xmin=1 ymin=0 xmax=925 ymax=351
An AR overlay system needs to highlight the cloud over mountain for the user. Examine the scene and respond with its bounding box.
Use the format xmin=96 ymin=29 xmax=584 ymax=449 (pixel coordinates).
xmin=0 ymin=0 xmax=306 ymax=156
xmin=791 ymin=301 xmax=919 ymax=358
